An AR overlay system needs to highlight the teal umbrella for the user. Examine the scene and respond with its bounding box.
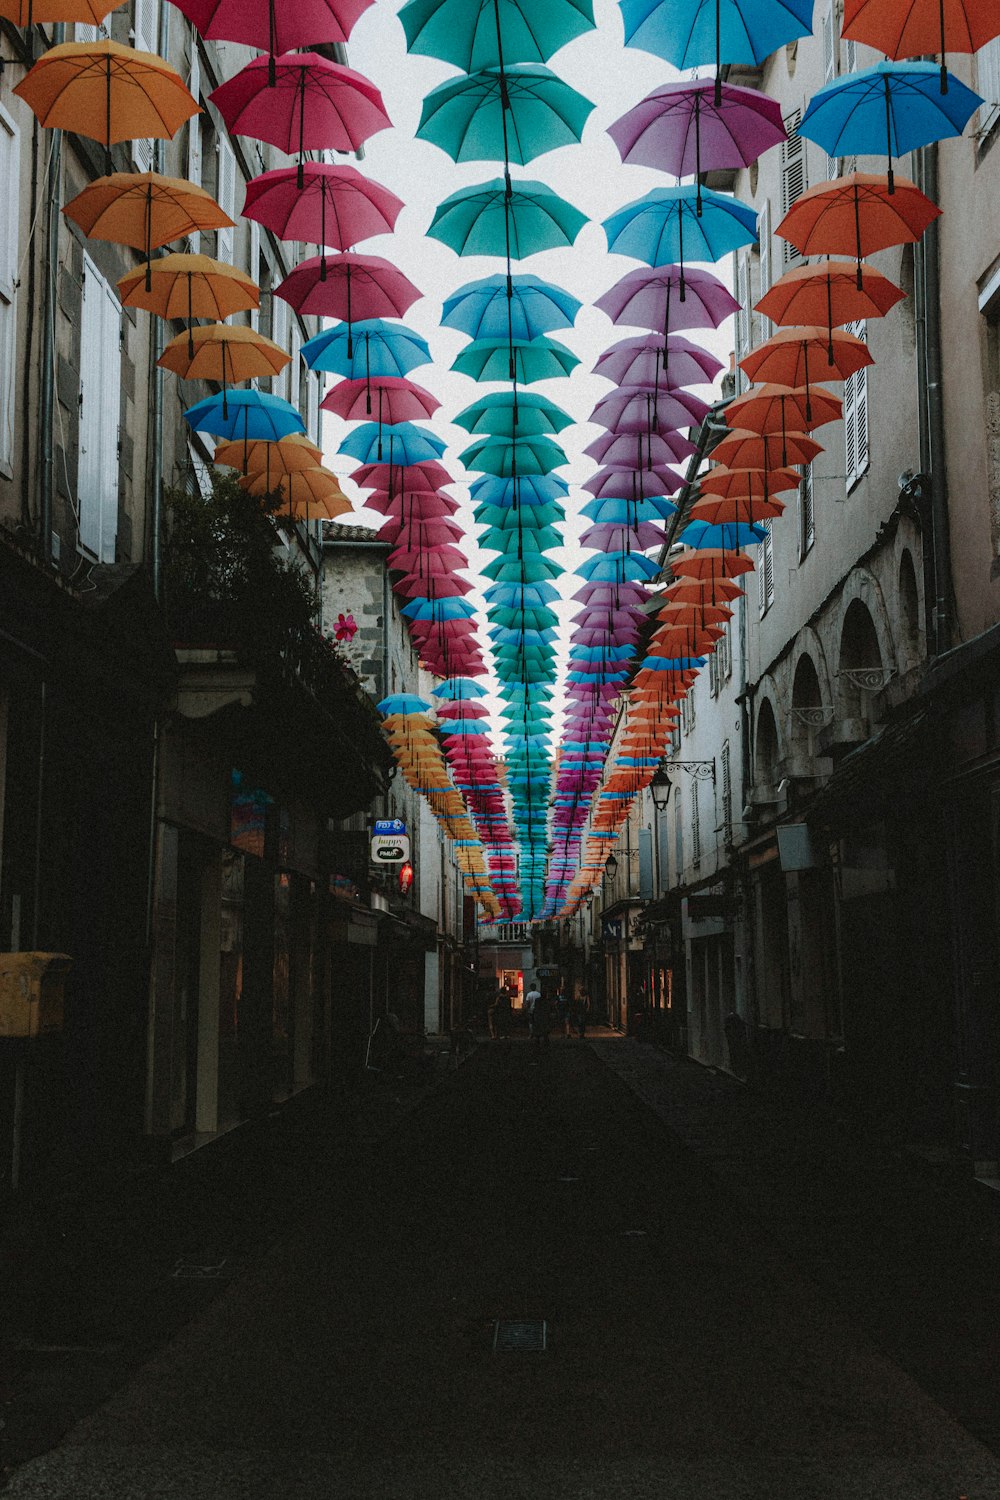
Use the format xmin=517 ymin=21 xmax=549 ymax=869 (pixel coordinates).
xmin=474 ymin=501 xmax=566 ymax=527
xmin=459 ymin=434 xmax=568 ymax=475
xmin=429 ymin=178 xmax=587 ymax=259
xmin=479 ymin=525 xmax=563 ymax=552
xmin=452 ymin=334 xmax=579 ymax=383
xmin=417 ymin=65 xmax=594 ymax=165
xmin=454 ymin=392 xmax=573 ymax=438
xmin=482 ymin=555 xmax=562 ymax=582
xmin=399 ymin=0 xmax=596 ymax=71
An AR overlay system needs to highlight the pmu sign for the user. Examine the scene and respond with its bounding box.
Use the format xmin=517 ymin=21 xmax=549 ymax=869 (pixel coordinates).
xmin=370 ymin=832 xmax=410 ymax=864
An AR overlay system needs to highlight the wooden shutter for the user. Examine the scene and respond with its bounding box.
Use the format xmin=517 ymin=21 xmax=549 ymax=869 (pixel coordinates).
xmin=799 ymin=463 xmax=815 ymax=555
xmin=977 ymin=37 xmax=1000 ymax=137
xmin=758 ymin=521 xmax=774 ymax=614
xmin=78 ymin=255 xmax=121 ymax=562
xmin=248 ymin=222 xmax=261 ymax=330
xmin=216 ymin=138 xmax=236 ymax=263
xmin=843 ymin=320 xmax=869 ymax=487
xmin=756 ymin=199 xmax=772 ymax=340
xmin=781 ymin=111 xmax=807 ymax=267
xmin=0 ymin=106 xmax=19 ymax=474
xmin=735 ymin=253 xmax=751 ymax=393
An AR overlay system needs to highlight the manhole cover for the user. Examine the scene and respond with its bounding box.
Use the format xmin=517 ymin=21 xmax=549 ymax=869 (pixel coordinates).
xmin=493 ymin=1320 xmax=547 ymax=1353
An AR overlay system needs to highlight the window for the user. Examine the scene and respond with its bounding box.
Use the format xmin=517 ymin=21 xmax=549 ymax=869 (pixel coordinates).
xmin=843 ymin=320 xmax=869 ymax=488
xmin=78 ymin=254 xmax=121 ymax=562
xmin=780 ymin=110 xmax=807 ymax=267
xmin=186 ymin=46 xmax=203 ymax=250
xmin=248 ymin=222 xmax=261 ymax=330
xmin=734 ymin=252 xmax=752 ymax=393
xmin=131 ymin=0 xmax=159 ymax=170
xmin=272 ymin=296 xmax=289 ymax=399
xmin=758 ymin=521 xmax=775 ymax=615
xmin=216 ymin=138 xmax=236 ymax=263
xmin=289 ymin=321 xmax=302 ymax=413
xmin=0 ymin=105 xmax=20 ymax=476
xmin=709 ymin=643 xmax=720 ymax=697
xmin=720 ymin=618 xmax=733 ymax=681
xmin=756 ymin=199 xmax=772 ymax=341
xmin=977 ymin=37 xmax=1000 ymax=139
xmin=690 ymin=780 xmax=701 ymax=866
xmin=799 ymin=462 xmax=815 ymax=556
xmin=306 ymin=365 xmax=320 ymax=444
xmin=721 ymin=741 xmax=733 ymax=844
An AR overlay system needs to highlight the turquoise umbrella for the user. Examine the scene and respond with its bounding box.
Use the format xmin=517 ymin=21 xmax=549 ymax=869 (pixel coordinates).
xmin=452 ymin=334 xmax=579 ymax=383
xmin=472 ymin=473 xmax=569 ymax=506
xmin=479 ymin=525 xmax=563 ymax=552
xmin=603 ymin=186 xmax=758 ymax=280
xmin=459 ymin=434 xmax=568 ymax=475
xmin=429 ymin=178 xmax=587 ymax=259
xmin=400 ymin=0 xmax=596 ymax=70
xmin=442 ymin=273 xmax=581 ymax=340
xmin=474 ymin=501 xmax=566 ymax=527
xmin=417 ymin=65 xmax=594 ymax=164
xmin=454 ymin=392 xmax=573 ymax=438
xmin=483 ymin=555 xmax=562 ymax=581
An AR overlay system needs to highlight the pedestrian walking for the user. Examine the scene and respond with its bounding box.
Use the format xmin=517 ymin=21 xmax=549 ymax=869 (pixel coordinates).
xmin=527 ymin=988 xmax=552 ymax=1047
xmin=495 ymin=987 xmax=513 ymax=1039
xmin=524 ymin=982 xmax=541 ymax=1033
xmin=488 ymin=985 xmax=507 ymax=1040
xmin=555 ymin=987 xmax=571 ymax=1038
xmin=571 ymin=991 xmax=590 ymax=1039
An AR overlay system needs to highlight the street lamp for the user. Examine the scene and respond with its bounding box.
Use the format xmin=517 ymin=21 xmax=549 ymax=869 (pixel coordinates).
xmin=604 ymin=851 xmax=619 ymax=880
xmin=649 ymin=766 xmax=672 ymax=811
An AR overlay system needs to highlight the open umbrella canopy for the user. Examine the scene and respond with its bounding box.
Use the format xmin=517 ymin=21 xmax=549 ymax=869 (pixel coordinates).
xmin=471 ymin=473 xmax=569 ymax=506
xmin=699 ymin=465 xmax=802 ymax=498
xmin=452 ymin=334 xmax=580 ymax=383
xmin=455 ymin=392 xmax=573 ymax=438
xmin=63 ymin=171 xmax=233 ymax=254
xmin=585 ymin=428 xmax=698 ymax=466
xmin=580 ymin=521 xmax=668 ymax=550
xmin=590 ymin=386 xmax=712 ymax=432
xmin=609 ymin=78 xmax=786 ymax=177
xmin=584 ymin=465 xmax=684 ymax=499
xmin=242 ymin=163 xmax=402 ymax=250
xmin=594 ymin=333 xmax=723 ymax=387
xmin=711 ymin=428 xmax=824 ymax=469
xmin=172 ymin=0 xmax=372 ymax=55
xmin=302 ymin=319 xmax=431 ymax=375
xmin=417 ymin=64 xmax=593 ymax=164
xmin=690 ymin=494 xmax=785 ymax=525
xmin=322 ymin=376 xmax=440 ymax=423
xmin=739 ymin=326 xmax=874 ymax=388
xmin=776 ymin=171 xmax=941 ymax=266
xmin=241 ymin=467 xmax=352 ymax=518
xmin=351 ymin=458 xmax=453 ymax=491
xmin=725 ymin=383 xmax=843 ymax=435
xmin=603 ymin=186 xmax=758 ymax=268
xmin=275 ymin=253 xmax=422 ymax=321
xmin=340 ymin=422 xmax=447 ymax=465
xmin=844 ymin=0 xmax=1000 ymax=79
xmin=399 ymin=0 xmax=596 ymax=70
xmin=158 ymin=323 xmax=289 ymax=382
xmin=442 ymin=273 xmax=580 ymax=340
xmin=582 ymin=495 xmax=676 ymax=523
xmin=757 ymin=260 xmax=905 ymax=328
xmin=799 ymin=61 xmax=981 ymax=190
xmin=184 ymin=389 xmax=306 ymax=441
xmin=210 ymin=54 xmax=390 ymax=155
xmin=0 ymin=0 xmax=118 ymax=21
xmin=680 ymin=519 xmax=769 ymax=549
xmin=475 ymin=500 xmax=566 ymax=527
xmin=434 ymin=679 xmax=489 ymax=699
xmin=429 ymin=178 xmax=588 ymax=258
xmin=15 ymin=39 xmax=199 ymax=146
xmin=597 ymin=263 xmax=740 ymax=329
xmin=619 ymin=0 xmax=813 ymax=69
xmin=576 ymin=552 xmax=660 ymax=581
xmin=479 ymin=524 xmax=564 ymax=552
xmin=214 ymin=434 xmax=323 ymax=474
xmin=377 ymin=694 xmax=432 ymax=714
xmin=460 ymin=434 xmax=568 ymax=476
xmin=117 ymin=253 xmax=258 ymax=321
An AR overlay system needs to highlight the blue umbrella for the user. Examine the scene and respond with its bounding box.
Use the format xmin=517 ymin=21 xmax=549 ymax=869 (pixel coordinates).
xmin=799 ymin=61 xmax=981 ymax=194
xmin=442 ymin=272 xmax=581 ymax=340
xmin=460 ymin=434 xmax=569 ymax=477
xmin=603 ymin=187 xmax=757 ymax=290
xmin=620 ymin=0 xmax=813 ymax=93
xmin=571 ymin=644 xmax=634 ymax=660
xmin=434 ymin=678 xmax=488 ymax=699
xmin=184 ymin=390 xmax=305 ymax=441
xmin=441 ymin=720 xmax=490 ymax=735
xmin=484 ymin=581 xmax=560 ymax=606
xmin=471 ymin=473 xmax=570 ymax=507
xmin=377 ymin=694 xmax=432 ymax=714
xmin=637 ymin=655 xmax=706 ymax=670
xmin=339 ymin=421 xmax=447 ymax=465
xmin=301 ymin=319 xmax=431 ymax=376
xmin=401 ymin=597 xmax=477 ymax=620
xmin=581 ymin=496 xmax=676 ymax=522
xmin=576 ymin=552 xmax=660 ymax=580
xmin=680 ymin=520 xmax=768 ymax=548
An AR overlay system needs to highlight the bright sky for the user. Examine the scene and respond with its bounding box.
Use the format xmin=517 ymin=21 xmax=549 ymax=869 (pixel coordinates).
xmin=324 ymin=0 xmax=736 ymax=750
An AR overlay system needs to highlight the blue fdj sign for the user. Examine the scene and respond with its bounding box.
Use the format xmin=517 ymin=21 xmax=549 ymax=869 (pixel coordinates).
xmin=374 ymin=819 xmax=407 ymax=835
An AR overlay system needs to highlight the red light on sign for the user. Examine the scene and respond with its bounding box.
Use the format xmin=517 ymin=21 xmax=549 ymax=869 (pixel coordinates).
xmin=398 ymin=861 xmax=414 ymax=894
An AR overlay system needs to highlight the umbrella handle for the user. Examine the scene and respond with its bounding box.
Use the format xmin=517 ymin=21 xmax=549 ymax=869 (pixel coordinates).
xmin=365 ymin=331 xmax=371 ymax=414
xmin=883 ymin=73 xmax=895 ymax=195
xmin=268 ymin=0 xmax=277 ymax=86
xmin=677 ymin=211 xmax=686 ymax=302
xmin=939 ymin=0 xmax=947 ymax=94
xmin=187 ymin=273 xmax=194 ymax=359
xmin=297 ymin=67 xmax=306 ymax=190
xmin=346 ymin=263 xmax=352 ymax=358
xmin=695 ymin=91 xmax=703 ymax=219
xmin=714 ymin=0 xmax=722 ymax=108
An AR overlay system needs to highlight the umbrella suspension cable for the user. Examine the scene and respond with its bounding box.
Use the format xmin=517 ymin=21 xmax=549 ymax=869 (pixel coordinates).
xmin=187 ymin=273 xmax=194 ymax=359
xmin=365 ymin=330 xmax=371 ymax=414
xmin=662 ymin=280 xmax=672 ymax=373
xmin=853 ymin=184 xmax=863 ymax=290
xmin=677 ymin=208 xmax=686 ymax=301
xmin=320 ymin=185 xmax=328 ymax=282
xmin=297 ymin=67 xmax=306 ymax=190
xmin=268 ymin=0 xmax=277 ymax=86
xmin=803 ymin=339 xmax=812 ymax=423
xmin=695 ymin=90 xmax=703 ymax=217
xmin=883 ymin=73 xmax=895 ymax=195
xmin=377 ymin=385 xmax=383 ymax=461
xmin=826 ymin=272 xmax=834 ymax=363
xmin=346 ymin=262 xmax=353 ymax=358
xmin=714 ymin=0 xmax=722 ymax=108
xmin=105 ymin=53 xmax=113 ymax=174
xmin=144 ymin=181 xmax=153 ymax=294
xmin=938 ymin=0 xmax=948 ymax=94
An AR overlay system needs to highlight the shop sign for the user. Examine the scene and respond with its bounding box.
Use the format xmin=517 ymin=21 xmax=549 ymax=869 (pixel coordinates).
xmin=374 ymin=818 xmax=407 ymax=836
xmin=370 ymin=833 xmax=410 ymax=863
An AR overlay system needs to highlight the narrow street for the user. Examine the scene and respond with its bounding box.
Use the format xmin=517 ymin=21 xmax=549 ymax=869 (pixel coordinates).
xmin=4 ymin=1035 xmax=998 ymax=1500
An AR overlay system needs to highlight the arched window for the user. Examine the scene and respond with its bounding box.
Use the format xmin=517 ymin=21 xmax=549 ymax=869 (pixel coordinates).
xmin=838 ymin=599 xmax=884 ymax=719
xmin=898 ymin=549 xmax=921 ymax=661
xmin=755 ymin=699 xmax=780 ymax=789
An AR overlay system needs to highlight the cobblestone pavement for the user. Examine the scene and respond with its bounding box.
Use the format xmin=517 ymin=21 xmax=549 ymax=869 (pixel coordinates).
xmin=2 ymin=1032 xmax=998 ymax=1499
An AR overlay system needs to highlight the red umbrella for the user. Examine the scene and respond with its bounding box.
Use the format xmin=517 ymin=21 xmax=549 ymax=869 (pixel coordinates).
xmin=352 ymin=459 xmax=453 ymax=492
xmin=242 ymin=164 xmax=402 ymax=250
xmin=209 ymin=54 xmax=391 ymax=187
xmin=322 ymin=376 xmax=440 ymax=424
xmin=362 ymin=491 xmax=460 ymax=519
xmin=377 ymin=517 xmax=464 ymax=545
xmin=173 ymin=0 xmax=373 ymax=84
xmin=395 ymin=572 xmax=473 ymax=598
xmin=389 ymin=543 xmax=468 ymax=571
xmin=275 ymin=253 xmax=421 ymax=327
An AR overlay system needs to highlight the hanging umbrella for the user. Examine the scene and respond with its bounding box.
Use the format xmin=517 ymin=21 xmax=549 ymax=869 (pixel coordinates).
xmin=663 ymin=574 xmax=745 ymax=602
xmin=597 ymin=265 xmax=740 ymax=380
xmin=582 ymin=496 xmax=676 ymax=523
xmin=710 ymin=429 xmax=823 ymax=470
xmin=609 ymin=79 xmax=786 ymax=185
xmin=274 ymin=254 xmax=422 ymax=339
xmin=579 ymin=521 xmax=668 ymax=550
xmin=362 ymin=491 xmax=460 ymax=519
xmin=476 ymin=501 xmax=566 ymax=527
xmin=214 ymin=433 xmax=323 ymax=474
xmin=417 ymin=64 xmax=593 ymax=164
xmin=379 ymin=516 xmax=465 ymax=546
xmin=843 ymin=0 xmax=1000 ymax=94
xmin=429 ymin=178 xmax=588 ymax=258
xmin=340 ymin=422 xmax=447 ymax=465
xmin=460 ymin=434 xmax=568 ymax=476
xmin=700 ymin=466 xmax=802 ymax=499
xmin=590 ymin=386 xmax=711 ymax=433
xmin=776 ymin=171 xmax=941 ymax=277
xmin=472 ymin=473 xmax=569 ymax=506
xmin=739 ymin=326 xmax=873 ymax=415
xmin=483 ymin=555 xmax=562 ymax=582
xmin=377 ymin=694 xmax=432 ymax=714
xmin=435 ymin=679 xmax=489 ymax=699
xmin=242 ymin=164 xmax=402 ymax=252
xmin=452 ymin=334 xmax=579 ymax=383
xmin=481 ymin=526 xmax=563 ymax=554
xmin=321 ymin=377 xmax=440 ymax=424
xmin=725 ymin=384 xmax=843 ymax=437
xmin=594 ymin=334 xmax=723 ymax=388
xmin=455 ymin=392 xmax=573 ymax=438
xmin=576 ymin=553 xmax=660 ymax=581
xmin=184 ymin=389 xmax=306 ymax=441
xmin=0 ymin=0 xmax=117 ymax=21
xmin=690 ymin=494 xmax=785 ymax=526
xmin=240 ymin=466 xmax=351 ymax=518
xmin=798 ymin=61 xmax=981 ymax=193
xmin=603 ymin=187 xmax=758 ymax=291
xmin=63 ymin=172 xmax=233 ymax=277
xmin=679 ymin=520 xmax=769 ymax=549
xmin=303 ymin=318 xmax=431 ymax=379
xmin=159 ymin=323 xmax=289 ymax=384
xmin=351 ymin=458 xmax=453 ymax=491
xmin=619 ymin=0 xmax=813 ymax=97
xmin=396 ymin=571 xmax=473 ymax=599
xmin=442 ymin=273 xmax=580 ymax=341
xmin=399 ymin=0 xmax=596 ymax=71
xmin=209 ymin=54 xmax=391 ymax=187
xmin=585 ymin=429 xmax=697 ymax=466
xmin=757 ymin=260 xmax=904 ymax=359
xmin=172 ymin=0 xmax=373 ymax=84
xmin=584 ymin=465 xmax=684 ymax=499
xmin=117 ymin=254 xmax=259 ymax=332
xmin=388 ymin=542 xmax=469 ymax=570
xmin=15 ymin=41 xmax=199 ymax=153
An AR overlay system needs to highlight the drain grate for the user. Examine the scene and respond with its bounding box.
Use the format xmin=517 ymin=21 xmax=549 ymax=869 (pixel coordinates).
xmin=492 ymin=1320 xmax=547 ymax=1353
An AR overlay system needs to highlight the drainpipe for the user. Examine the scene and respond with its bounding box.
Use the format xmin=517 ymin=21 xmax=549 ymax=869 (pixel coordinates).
xmin=914 ymin=143 xmax=952 ymax=656
xmin=150 ymin=0 xmax=171 ymax=600
xmin=37 ymin=25 xmax=65 ymax=564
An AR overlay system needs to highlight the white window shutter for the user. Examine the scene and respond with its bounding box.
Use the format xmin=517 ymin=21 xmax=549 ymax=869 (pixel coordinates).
xmin=822 ymin=3 xmax=836 ymax=81
xmin=758 ymin=522 xmax=774 ymax=614
xmin=843 ymin=320 xmax=869 ymax=487
xmin=799 ymin=462 xmax=815 ymax=555
xmin=131 ymin=0 xmax=159 ymax=170
xmin=79 ymin=256 xmax=121 ymax=562
xmin=216 ymin=139 xmax=236 ymax=263
xmin=757 ymin=198 xmax=772 ymax=340
xmin=248 ymin=222 xmax=261 ymax=329
xmin=0 ymin=107 xmax=19 ymax=474
xmin=306 ymin=370 xmax=320 ymax=445
xmin=781 ymin=111 xmax=807 ymax=267
xmin=272 ymin=297 xmax=289 ymax=398
xmin=735 ymin=253 xmax=751 ymax=393
xmin=289 ymin=322 xmax=302 ymax=413
xmin=978 ymin=38 xmax=1000 ymax=137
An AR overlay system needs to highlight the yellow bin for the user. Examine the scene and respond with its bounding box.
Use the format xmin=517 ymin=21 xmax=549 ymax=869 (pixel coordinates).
xmin=0 ymin=953 xmax=72 ymax=1038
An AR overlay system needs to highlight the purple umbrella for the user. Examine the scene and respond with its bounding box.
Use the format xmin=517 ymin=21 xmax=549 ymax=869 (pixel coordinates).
xmin=594 ymin=334 xmax=722 ymax=388
xmin=584 ymin=464 xmax=685 ymax=499
xmin=590 ymin=386 xmax=711 ymax=433
xmin=580 ymin=521 xmax=669 ymax=549
xmin=585 ymin=429 xmax=698 ymax=467
xmin=597 ymin=264 xmax=739 ymax=330
xmin=609 ymin=79 xmax=786 ymax=190
xmin=572 ymin=582 xmax=651 ymax=605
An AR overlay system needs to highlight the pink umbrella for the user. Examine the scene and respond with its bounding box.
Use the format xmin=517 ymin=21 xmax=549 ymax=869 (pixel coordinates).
xmin=362 ymin=492 xmax=460 ymax=518
xmin=275 ymin=254 xmax=421 ymax=326
xmin=597 ymin=264 xmax=739 ymax=335
xmin=377 ymin=517 xmax=464 ymax=545
xmin=243 ymin=164 xmax=402 ymax=250
xmin=585 ymin=429 xmax=698 ymax=467
xmin=590 ymin=387 xmax=711 ymax=433
xmin=209 ymin=54 xmax=391 ymax=187
xmin=389 ymin=543 xmax=468 ymax=571
xmin=579 ymin=522 xmax=669 ymax=550
xmin=584 ymin=465 xmax=685 ymax=499
xmin=609 ymin=79 xmax=786 ymax=183
xmin=395 ymin=572 xmax=473 ymax=598
xmin=322 ymin=377 xmax=439 ymax=425
xmin=594 ymin=335 xmax=723 ymax=388
xmin=352 ymin=459 xmax=452 ymax=492
xmin=173 ymin=0 xmax=372 ymax=77
xmin=437 ymin=702 xmax=490 ymax=719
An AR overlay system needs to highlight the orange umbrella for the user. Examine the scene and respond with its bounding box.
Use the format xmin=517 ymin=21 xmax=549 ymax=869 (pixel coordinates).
xmin=0 ymin=0 xmax=120 ymax=22
xmin=662 ymin=576 xmax=744 ymax=604
xmin=656 ymin=600 xmax=733 ymax=626
xmin=689 ymin=494 xmax=785 ymax=526
xmin=64 ymin=171 xmax=233 ymax=257
xmin=699 ymin=465 xmax=802 ymax=499
xmin=14 ymin=40 xmax=199 ymax=152
xmin=240 ymin=466 xmax=351 ymax=520
xmin=159 ymin=324 xmax=289 ymax=384
xmin=725 ymin=383 xmax=842 ymax=436
xmin=710 ymin=428 xmax=823 ymax=470
xmin=118 ymin=254 xmax=259 ymax=339
xmin=738 ymin=326 xmax=873 ymax=419
xmin=671 ymin=549 xmax=755 ymax=580
xmin=214 ymin=434 xmax=323 ymax=475
xmin=776 ymin=172 xmax=940 ymax=283
xmin=844 ymin=0 xmax=1000 ymax=90
xmin=756 ymin=260 xmax=904 ymax=361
